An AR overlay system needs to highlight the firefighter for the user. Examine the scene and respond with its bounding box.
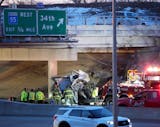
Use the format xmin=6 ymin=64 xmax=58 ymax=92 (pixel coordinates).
xmin=28 ymin=89 xmax=36 ymax=103
xmin=63 ymin=87 xmax=75 ymax=105
xmin=20 ymin=88 xmax=28 ymax=102
xmin=36 ymin=88 xmax=45 ymax=104
xmin=52 ymin=85 xmax=62 ymax=105
xmin=91 ymin=87 xmax=99 ymax=105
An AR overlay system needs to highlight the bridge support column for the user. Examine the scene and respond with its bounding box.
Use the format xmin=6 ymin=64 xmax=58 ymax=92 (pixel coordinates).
xmin=48 ymin=60 xmax=57 ymax=99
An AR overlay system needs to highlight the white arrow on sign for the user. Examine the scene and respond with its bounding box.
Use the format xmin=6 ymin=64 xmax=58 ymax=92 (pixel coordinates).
xmin=57 ymin=18 xmax=64 ymax=27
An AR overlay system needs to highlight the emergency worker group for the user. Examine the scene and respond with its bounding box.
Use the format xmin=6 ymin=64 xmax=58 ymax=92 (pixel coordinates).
xmin=20 ymin=70 xmax=101 ymax=105
xmin=50 ymin=71 xmax=100 ymax=106
xmin=20 ymin=88 xmax=45 ymax=104
xmin=51 ymin=81 xmax=75 ymax=105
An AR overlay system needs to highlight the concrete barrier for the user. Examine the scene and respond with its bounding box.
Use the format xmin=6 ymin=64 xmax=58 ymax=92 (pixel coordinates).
xmin=0 ymin=99 xmax=63 ymax=116
xmin=0 ymin=99 xmax=160 ymax=120
xmin=117 ymin=106 xmax=160 ymax=120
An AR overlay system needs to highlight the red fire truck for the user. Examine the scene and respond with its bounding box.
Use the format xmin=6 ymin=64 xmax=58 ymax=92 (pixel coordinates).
xmin=100 ymin=66 xmax=160 ymax=105
xmin=143 ymin=66 xmax=160 ymax=89
xmin=118 ymin=69 xmax=145 ymax=98
xmin=118 ymin=66 xmax=160 ymax=107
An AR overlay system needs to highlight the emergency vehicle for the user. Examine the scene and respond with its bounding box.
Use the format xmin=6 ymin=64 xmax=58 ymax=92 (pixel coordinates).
xmin=119 ymin=66 xmax=160 ymax=98
xmin=101 ymin=66 xmax=160 ymax=106
xmin=143 ymin=66 xmax=160 ymax=89
xmin=118 ymin=66 xmax=160 ymax=107
xmin=118 ymin=69 xmax=145 ymax=98
xmin=99 ymin=70 xmax=145 ymax=105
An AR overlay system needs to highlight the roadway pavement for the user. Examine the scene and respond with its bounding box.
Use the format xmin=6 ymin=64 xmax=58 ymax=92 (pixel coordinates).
xmin=0 ymin=100 xmax=160 ymax=127
xmin=0 ymin=116 xmax=160 ymax=127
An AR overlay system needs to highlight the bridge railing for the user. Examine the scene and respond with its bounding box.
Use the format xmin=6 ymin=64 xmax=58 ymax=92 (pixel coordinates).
xmin=67 ymin=25 xmax=160 ymax=37
xmin=67 ymin=15 xmax=160 ymax=26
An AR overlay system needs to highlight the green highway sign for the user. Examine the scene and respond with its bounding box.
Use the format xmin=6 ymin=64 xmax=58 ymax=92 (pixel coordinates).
xmin=3 ymin=9 xmax=66 ymax=36
xmin=38 ymin=10 xmax=66 ymax=36
xmin=4 ymin=9 xmax=37 ymax=36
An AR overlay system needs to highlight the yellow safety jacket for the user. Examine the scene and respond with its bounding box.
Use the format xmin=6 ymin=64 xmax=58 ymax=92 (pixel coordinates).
xmin=36 ymin=91 xmax=45 ymax=101
xmin=92 ymin=88 xmax=98 ymax=98
xmin=64 ymin=89 xmax=74 ymax=98
xmin=20 ymin=90 xmax=28 ymax=101
xmin=28 ymin=91 xmax=35 ymax=101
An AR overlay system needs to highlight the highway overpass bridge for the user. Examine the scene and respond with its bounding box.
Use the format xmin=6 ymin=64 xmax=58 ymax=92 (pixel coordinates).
xmin=0 ymin=3 xmax=160 ymax=98
xmin=0 ymin=24 xmax=159 ymax=98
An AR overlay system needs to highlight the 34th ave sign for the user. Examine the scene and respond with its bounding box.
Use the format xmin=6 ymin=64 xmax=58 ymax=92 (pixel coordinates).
xmin=38 ymin=10 xmax=66 ymax=36
xmin=3 ymin=9 xmax=66 ymax=36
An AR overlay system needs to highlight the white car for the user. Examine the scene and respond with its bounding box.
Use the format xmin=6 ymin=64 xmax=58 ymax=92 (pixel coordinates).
xmin=53 ymin=106 xmax=132 ymax=127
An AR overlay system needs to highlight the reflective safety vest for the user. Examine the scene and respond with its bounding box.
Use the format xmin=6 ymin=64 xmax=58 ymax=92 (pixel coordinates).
xmin=53 ymin=95 xmax=61 ymax=101
xmin=92 ymin=87 xmax=98 ymax=98
xmin=36 ymin=91 xmax=45 ymax=101
xmin=28 ymin=91 xmax=35 ymax=101
xmin=53 ymin=89 xmax=62 ymax=99
xmin=64 ymin=89 xmax=74 ymax=98
xmin=20 ymin=90 xmax=28 ymax=101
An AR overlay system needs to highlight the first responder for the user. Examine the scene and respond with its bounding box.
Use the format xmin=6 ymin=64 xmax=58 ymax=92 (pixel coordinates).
xmin=91 ymin=87 xmax=99 ymax=105
xmin=52 ymin=85 xmax=62 ymax=105
xmin=63 ymin=87 xmax=75 ymax=105
xmin=36 ymin=88 xmax=45 ymax=104
xmin=20 ymin=88 xmax=28 ymax=102
xmin=28 ymin=89 xmax=36 ymax=103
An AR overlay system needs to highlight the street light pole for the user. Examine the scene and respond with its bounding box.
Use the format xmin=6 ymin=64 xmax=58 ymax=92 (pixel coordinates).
xmin=112 ymin=0 xmax=118 ymax=126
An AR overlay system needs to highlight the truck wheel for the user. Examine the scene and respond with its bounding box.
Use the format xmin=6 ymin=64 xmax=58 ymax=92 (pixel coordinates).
xmin=104 ymin=97 xmax=112 ymax=106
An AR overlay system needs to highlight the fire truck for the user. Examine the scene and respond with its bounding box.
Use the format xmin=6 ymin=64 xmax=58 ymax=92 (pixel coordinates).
xmin=100 ymin=70 xmax=145 ymax=105
xmin=118 ymin=66 xmax=160 ymax=107
xmin=143 ymin=66 xmax=160 ymax=89
xmin=119 ymin=66 xmax=160 ymax=98
xmin=118 ymin=69 xmax=145 ymax=98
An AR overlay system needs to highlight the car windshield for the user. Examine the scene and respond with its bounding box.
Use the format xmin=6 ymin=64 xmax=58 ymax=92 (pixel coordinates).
xmin=89 ymin=108 xmax=112 ymax=118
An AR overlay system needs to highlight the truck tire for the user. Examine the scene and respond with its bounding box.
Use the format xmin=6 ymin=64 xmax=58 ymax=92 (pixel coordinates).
xmin=104 ymin=97 xmax=112 ymax=106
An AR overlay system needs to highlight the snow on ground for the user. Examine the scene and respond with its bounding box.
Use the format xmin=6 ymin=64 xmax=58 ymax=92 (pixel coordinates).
xmin=47 ymin=6 xmax=160 ymax=26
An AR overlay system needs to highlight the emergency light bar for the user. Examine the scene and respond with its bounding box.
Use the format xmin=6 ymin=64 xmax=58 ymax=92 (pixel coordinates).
xmin=146 ymin=66 xmax=160 ymax=72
